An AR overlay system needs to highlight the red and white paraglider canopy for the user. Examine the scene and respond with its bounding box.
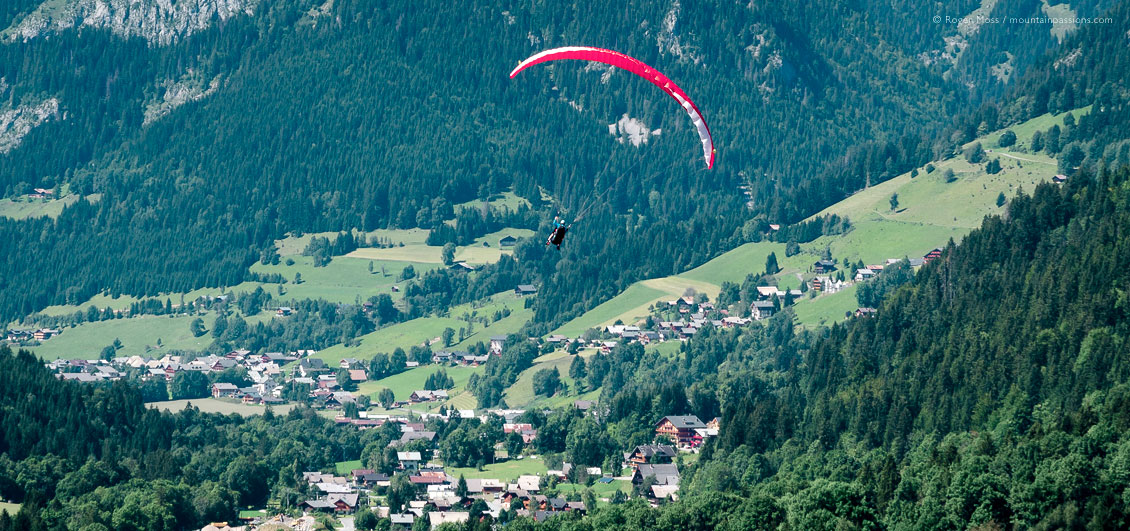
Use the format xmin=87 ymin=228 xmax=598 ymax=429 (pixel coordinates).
xmin=510 ymin=46 xmax=715 ymax=169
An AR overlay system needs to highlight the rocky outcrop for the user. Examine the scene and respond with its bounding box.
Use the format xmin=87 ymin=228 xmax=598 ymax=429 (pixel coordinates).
xmin=143 ymin=70 xmax=221 ymax=125
xmin=0 ymin=98 xmax=60 ymax=154
xmin=5 ymin=0 xmax=259 ymax=46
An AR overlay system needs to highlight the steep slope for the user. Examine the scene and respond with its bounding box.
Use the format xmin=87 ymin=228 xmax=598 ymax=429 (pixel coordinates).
xmin=551 ymin=107 xmax=1082 ymax=335
xmin=0 ymin=0 xmax=1083 ymax=328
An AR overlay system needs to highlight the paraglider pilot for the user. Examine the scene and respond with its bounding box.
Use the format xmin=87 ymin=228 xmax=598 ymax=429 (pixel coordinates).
xmin=546 ymin=216 xmax=569 ymax=249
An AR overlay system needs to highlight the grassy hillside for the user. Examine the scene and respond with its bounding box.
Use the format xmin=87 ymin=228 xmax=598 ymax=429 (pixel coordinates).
xmin=454 ymin=192 xmax=530 ymax=214
xmin=274 ymin=228 xmax=430 ymax=256
xmin=356 ymin=364 xmax=479 ymax=407
xmin=0 ymin=193 xmax=98 ymax=220
xmin=147 ymin=398 xmax=297 ymax=416
xmin=346 ymin=227 xmax=533 ymax=265
xmin=313 ymin=317 xmax=466 ymax=364
xmin=28 ymin=314 xmax=218 ymax=359
xmin=552 ymin=110 xmax=1075 ymax=334
xmin=502 ymin=349 xmax=601 ymax=409
xmin=446 ymin=458 xmax=548 ymax=482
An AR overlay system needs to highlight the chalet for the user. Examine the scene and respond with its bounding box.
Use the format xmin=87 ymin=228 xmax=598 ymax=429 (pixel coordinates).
xmin=6 ymin=329 xmax=32 ymax=342
xmin=331 ymin=391 xmax=356 ymax=405
xmin=623 ymin=444 xmax=677 ymax=467
xmin=298 ymin=358 xmax=327 ymax=377
xmin=449 ymin=262 xmax=476 ymax=272
xmin=211 ymin=383 xmax=239 ymax=398
xmin=301 ymin=493 xmax=358 ymax=513
xmin=651 ymin=484 xmax=680 ymax=500
xmin=317 ymin=374 xmax=339 ymax=389
xmin=390 ymin=514 xmax=414 ymax=527
xmin=405 ymin=360 xmax=420 ymax=368
xmin=632 ymin=463 xmax=680 ymax=486
xmin=499 ymin=235 xmax=518 ymax=247
xmin=302 ymin=472 xmax=338 ymax=484
xmin=855 ymin=268 xmax=877 ymax=282
xmin=1053 ymin=174 xmax=1069 ymax=183
xmin=92 ymin=366 xmax=121 ymax=380
xmin=29 ymin=187 xmax=55 ymax=199
xmin=490 ymin=335 xmax=508 ymax=354
xmin=855 ymin=307 xmax=878 ymax=318
xmin=428 ymin=512 xmax=470 ymax=529
xmin=302 ymin=499 xmax=334 ymax=511
xmin=397 ymin=452 xmax=422 ymax=470
xmin=350 ymin=469 xmax=377 ymax=484
xmin=348 ymin=369 xmax=367 ymax=382
xmin=719 ymin=316 xmax=747 ymax=327
xmin=755 ymin=286 xmax=780 ymax=299
xmin=924 ymin=248 xmax=943 ymax=263
xmin=340 ymin=358 xmax=361 ymax=369
xmin=504 ymin=422 xmax=535 ymax=435
xmin=751 ymin=300 xmax=776 ymax=321
xmin=432 ymin=350 xmax=454 ymax=363
xmin=573 ymin=400 xmax=594 ymax=411
xmin=814 ymin=259 xmax=837 ymax=274
xmin=315 ymin=481 xmax=352 ymax=494
xmin=276 ymin=307 xmax=293 ymax=316
xmin=655 ymin=415 xmax=706 ymax=447
xmin=908 ymin=258 xmax=926 ymax=267
xmin=515 ymin=284 xmax=538 ymax=296
xmin=60 ymin=373 xmax=101 ymax=383
xmin=458 ymin=354 xmax=489 ymax=366
xmin=410 ymin=473 xmax=449 ymax=486
xmin=33 ymin=328 xmax=59 ymax=341
xmin=263 ymin=352 xmax=293 ymax=363
xmin=463 ymin=478 xmax=504 ymax=495
xmin=344 ymin=418 xmax=382 ymax=429
xmin=545 ymin=334 xmax=568 ymax=344
xmin=516 ymin=475 xmax=541 ymax=492
xmin=812 ymin=276 xmax=846 ymax=294
xmin=395 ymin=431 xmax=437 ymax=447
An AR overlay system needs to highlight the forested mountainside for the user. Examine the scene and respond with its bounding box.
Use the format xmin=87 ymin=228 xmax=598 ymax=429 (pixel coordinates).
xmin=4 ymin=164 xmax=1130 ymax=530
xmin=0 ymin=0 xmax=1111 ymax=326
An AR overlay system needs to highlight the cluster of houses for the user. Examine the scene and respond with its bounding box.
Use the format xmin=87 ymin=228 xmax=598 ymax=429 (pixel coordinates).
xmin=40 ymin=350 xmax=332 ymax=405
xmin=798 ymin=250 xmax=944 ymax=317
xmin=541 ymin=297 xmax=756 ymax=351
xmin=26 ymin=187 xmax=54 ymax=200
xmin=5 ymin=328 xmax=59 ymax=342
xmin=250 ymin=412 xmax=718 ymax=529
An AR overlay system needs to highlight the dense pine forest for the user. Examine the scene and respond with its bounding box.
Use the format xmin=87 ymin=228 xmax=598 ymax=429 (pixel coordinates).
xmin=2 ymin=0 xmax=1118 ymax=327
xmin=4 ymin=0 xmax=1130 ymax=529
xmin=5 ymin=166 xmax=1130 ymax=529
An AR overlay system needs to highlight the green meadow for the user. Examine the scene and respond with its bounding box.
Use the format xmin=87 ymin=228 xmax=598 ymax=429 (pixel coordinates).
xmin=356 ymin=364 xmax=480 ymax=405
xmin=446 ymin=458 xmax=548 ymax=482
xmin=28 ymin=314 xmax=218 ymax=360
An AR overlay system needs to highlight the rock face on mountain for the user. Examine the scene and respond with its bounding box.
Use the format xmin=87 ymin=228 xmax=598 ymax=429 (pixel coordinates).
xmin=0 ymin=98 xmax=58 ymax=154
xmin=5 ymin=0 xmax=258 ymax=45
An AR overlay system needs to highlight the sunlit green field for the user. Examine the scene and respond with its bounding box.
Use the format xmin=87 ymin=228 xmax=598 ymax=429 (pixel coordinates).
xmin=357 ymin=364 xmax=480 ymax=405
xmin=28 ymin=314 xmax=218 ymax=360
xmin=147 ymin=398 xmax=297 ymax=416
xmin=447 ymin=458 xmax=548 ymax=482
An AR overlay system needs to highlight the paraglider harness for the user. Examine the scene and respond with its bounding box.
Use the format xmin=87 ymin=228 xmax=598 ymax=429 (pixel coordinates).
xmin=546 ymin=220 xmax=569 ymax=249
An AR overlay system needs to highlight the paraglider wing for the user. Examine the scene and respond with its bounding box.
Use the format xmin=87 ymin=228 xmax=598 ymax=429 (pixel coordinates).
xmin=510 ymin=46 xmax=715 ymax=169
